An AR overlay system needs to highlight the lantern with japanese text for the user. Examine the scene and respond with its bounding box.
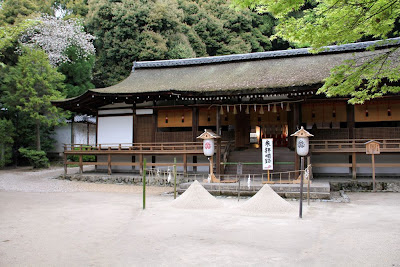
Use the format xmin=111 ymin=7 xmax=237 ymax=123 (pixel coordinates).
xmin=197 ymin=129 xmax=221 ymax=183
xmin=291 ymin=126 xmax=313 ymax=156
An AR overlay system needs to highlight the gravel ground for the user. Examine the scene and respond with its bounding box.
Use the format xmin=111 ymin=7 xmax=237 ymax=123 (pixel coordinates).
xmin=0 ymin=166 xmax=171 ymax=194
xmin=1 ymin=167 xmax=400 ymax=266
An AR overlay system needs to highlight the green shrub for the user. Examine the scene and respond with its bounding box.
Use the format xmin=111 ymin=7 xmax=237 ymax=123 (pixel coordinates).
xmin=67 ymin=146 xmax=96 ymax=162
xmin=18 ymin=148 xmax=49 ymax=168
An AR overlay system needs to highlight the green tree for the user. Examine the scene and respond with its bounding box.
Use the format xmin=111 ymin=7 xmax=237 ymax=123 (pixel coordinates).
xmin=57 ymin=46 xmax=95 ymax=98
xmin=0 ymin=118 xmax=15 ymax=168
xmin=1 ymin=48 xmax=66 ymax=151
xmin=232 ymin=0 xmax=400 ymax=103
xmin=86 ymin=0 xmax=279 ymax=87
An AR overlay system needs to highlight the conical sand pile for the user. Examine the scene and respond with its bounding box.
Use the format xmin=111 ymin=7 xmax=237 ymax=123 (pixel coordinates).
xmin=239 ymin=184 xmax=296 ymax=214
xmin=171 ymin=180 xmax=222 ymax=209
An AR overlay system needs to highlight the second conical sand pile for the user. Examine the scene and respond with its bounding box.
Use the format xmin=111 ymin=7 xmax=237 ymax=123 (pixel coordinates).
xmin=171 ymin=180 xmax=223 ymax=209
xmin=239 ymin=184 xmax=296 ymax=215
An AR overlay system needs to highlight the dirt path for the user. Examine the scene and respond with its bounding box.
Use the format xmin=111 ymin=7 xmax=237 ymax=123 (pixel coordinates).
xmin=0 ymin=168 xmax=399 ymax=266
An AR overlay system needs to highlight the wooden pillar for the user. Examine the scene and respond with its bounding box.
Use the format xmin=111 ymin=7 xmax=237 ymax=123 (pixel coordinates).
xmin=192 ymin=107 xmax=198 ymax=141
xmin=183 ymin=154 xmax=187 ymax=175
xmin=293 ymin=103 xmax=300 ymax=171
xmin=193 ymin=156 xmax=197 ymax=173
xmin=216 ymin=139 xmax=221 ymax=175
xmin=347 ymin=104 xmax=355 ymax=139
xmin=87 ymin=120 xmax=90 ymax=145
xmin=352 ymin=152 xmax=357 ymax=180
xmin=216 ymin=107 xmax=221 ymax=175
xmin=79 ymin=154 xmax=83 ymax=174
xmin=63 ymin=151 xmax=67 ymax=176
xmin=107 ymin=153 xmax=112 ymax=175
xmin=139 ymin=154 xmax=143 ymax=175
xmin=152 ymin=155 xmax=156 ymax=170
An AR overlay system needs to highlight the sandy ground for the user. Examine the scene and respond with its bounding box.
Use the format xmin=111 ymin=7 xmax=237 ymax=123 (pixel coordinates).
xmin=0 ymin=167 xmax=400 ymax=266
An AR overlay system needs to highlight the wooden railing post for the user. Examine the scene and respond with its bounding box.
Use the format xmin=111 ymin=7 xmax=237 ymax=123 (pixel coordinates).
xmin=79 ymin=154 xmax=83 ymax=174
xmin=352 ymin=152 xmax=357 ymax=180
xmin=107 ymin=147 xmax=112 ymax=175
xmin=63 ymin=153 xmax=67 ymax=176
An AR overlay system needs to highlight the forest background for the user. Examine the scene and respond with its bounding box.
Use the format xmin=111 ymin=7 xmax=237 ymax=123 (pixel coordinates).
xmin=0 ymin=0 xmax=398 ymax=168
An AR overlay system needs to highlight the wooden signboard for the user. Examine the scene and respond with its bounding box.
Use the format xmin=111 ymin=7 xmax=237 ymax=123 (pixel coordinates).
xmin=366 ymin=141 xmax=381 ymax=155
xmin=365 ymin=140 xmax=381 ymax=192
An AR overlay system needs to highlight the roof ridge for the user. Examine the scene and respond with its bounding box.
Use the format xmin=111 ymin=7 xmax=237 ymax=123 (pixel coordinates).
xmin=132 ymin=38 xmax=400 ymax=70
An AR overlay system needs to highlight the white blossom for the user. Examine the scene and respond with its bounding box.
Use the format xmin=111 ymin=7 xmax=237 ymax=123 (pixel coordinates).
xmin=20 ymin=15 xmax=95 ymax=66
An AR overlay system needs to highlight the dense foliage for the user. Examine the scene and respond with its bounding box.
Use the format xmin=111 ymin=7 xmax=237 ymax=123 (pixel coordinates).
xmin=85 ymin=0 xmax=284 ymax=87
xmin=0 ymin=118 xmax=15 ymax=168
xmin=0 ymin=0 xmax=285 ymax=168
xmin=232 ymin=0 xmax=400 ymax=103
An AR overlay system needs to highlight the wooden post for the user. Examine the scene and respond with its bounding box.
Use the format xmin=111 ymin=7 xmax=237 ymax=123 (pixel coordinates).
xmin=372 ymin=154 xmax=376 ymax=192
xmin=143 ymin=159 xmax=146 ymax=210
xmin=63 ymin=153 xmax=67 ymax=176
xmin=183 ymin=154 xmax=187 ymax=175
xmin=173 ymin=157 xmax=177 ymax=199
xmin=107 ymin=153 xmax=111 ymax=175
xmin=79 ymin=154 xmax=83 ymax=174
xmin=210 ymin=155 xmax=214 ymax=177
xmin=216 ymin=139 xmax=221 ymax=175
xmin=192 ymin=107 xmax=198 ymax=141
xmin=139 ymin=154 xmax=143 ymax=175
xmin=352 ymin=152 xmax=357 ymax=180
xmin=307 ymin=156 xmax=311 ymax=205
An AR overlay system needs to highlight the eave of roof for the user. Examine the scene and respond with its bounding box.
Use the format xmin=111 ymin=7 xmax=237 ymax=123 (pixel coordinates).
xmin=53 ymin=38 xmax=400 ymax=114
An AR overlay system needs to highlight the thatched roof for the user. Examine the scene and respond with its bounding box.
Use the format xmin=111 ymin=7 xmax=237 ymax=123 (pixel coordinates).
xmin=53 ymin=38 xmax=400 ymax=114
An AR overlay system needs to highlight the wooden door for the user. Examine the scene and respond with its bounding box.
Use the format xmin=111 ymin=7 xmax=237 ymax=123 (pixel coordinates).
xmin=235 ymin=111 xmax=250 ymax=148
xmin=134 ymin=115 xmax=155 ymax=143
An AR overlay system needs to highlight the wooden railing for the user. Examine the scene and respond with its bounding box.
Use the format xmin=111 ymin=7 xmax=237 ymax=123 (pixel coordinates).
xmin=310 ymin=139 xmax=400 ymax=153
xmin=63 ymin=141 xmax=228 ymax=175
xmin=64 ymin=142 xmax=228 ymax=154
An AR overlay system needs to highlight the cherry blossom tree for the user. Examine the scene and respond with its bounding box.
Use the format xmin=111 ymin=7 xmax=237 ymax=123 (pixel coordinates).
xmin=20 ymin=14 xmax=95 ymax=66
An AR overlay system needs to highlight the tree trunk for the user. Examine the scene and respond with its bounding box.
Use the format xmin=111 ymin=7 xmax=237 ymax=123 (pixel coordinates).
xmin=36 ymin=120 xmax=41 ymax=151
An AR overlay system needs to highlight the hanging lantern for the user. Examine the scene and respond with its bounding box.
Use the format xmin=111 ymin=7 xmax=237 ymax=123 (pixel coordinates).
xmin=254 ymin=104 xmax=257 ymax=112
xmin=245 ymin=105 xmax=250 ymax=114
xmin=259 ymin=106 xmax=264 ymax=115
xmin=286 ymin=103 xmax=291 ymax=112
xmin=388 ymin=107 xmax=392 ymax=116
xmin=365 ymin=107 xmax=369 ymax=117
xmin=181 ymin=114 xmax=185 ymax=123
xmin=233 ymin=105 xmax=238 ymax=115
xmin=272 ymin=104 xmax=277 ymax=113
xmin=267 ymin=104 xmax=270 ymax=112
xmin=332 ymin=108 xmax=336 ymax=118
xmin=220 ymin=106 xmax=224 ymax=115
xmin=165 ymin=115 xmax=168 ymax=124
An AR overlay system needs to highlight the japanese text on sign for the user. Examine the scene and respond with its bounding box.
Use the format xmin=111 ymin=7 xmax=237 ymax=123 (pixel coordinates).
xmin=262 ymin=138 xmax=274 ymax=171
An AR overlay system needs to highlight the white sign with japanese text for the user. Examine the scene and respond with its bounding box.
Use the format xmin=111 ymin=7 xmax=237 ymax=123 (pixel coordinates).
xmin=262 ymin=138 xmax=273 ymax=170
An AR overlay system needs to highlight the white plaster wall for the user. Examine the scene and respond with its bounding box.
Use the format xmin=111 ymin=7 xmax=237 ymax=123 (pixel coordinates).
xmin=53 ymin=125 xmax=71 ymax=153
xmin=97 ymin=116 xmax=133 ymax=145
